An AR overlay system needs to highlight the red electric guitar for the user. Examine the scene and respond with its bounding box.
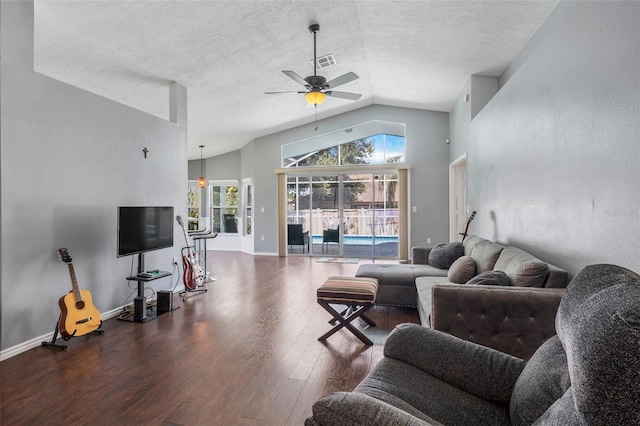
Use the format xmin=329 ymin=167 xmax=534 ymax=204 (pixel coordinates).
xmin=176 ymin=215 xmax=204 ymax=290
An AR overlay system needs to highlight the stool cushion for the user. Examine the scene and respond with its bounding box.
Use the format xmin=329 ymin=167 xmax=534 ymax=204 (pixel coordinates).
xmin=318 ymin=276 xmax=378 ymax=303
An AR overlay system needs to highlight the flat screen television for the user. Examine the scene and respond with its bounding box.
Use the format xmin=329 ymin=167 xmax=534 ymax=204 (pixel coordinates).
xmin=117 ymin=206 xmax=174 ymax=257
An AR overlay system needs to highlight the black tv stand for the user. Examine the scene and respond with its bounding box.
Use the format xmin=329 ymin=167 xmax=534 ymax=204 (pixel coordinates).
xmin=120 ymin=252 xmax=172 ymax=323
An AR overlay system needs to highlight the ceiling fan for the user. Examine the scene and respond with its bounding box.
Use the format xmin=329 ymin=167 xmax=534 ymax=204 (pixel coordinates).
xmin=265 ymin=23 xmax=362 ymax=106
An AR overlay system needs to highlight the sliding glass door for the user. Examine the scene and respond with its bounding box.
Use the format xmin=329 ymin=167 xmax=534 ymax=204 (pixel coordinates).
xmin=342 ymin=174 xmax=373 ymax=257
xmin=311 ymin=175 xmax=340 ymax=255
xmin=342 ymin=173 xmax=398 ymax=258
xmin=373 ymin=171 xmax=399 ymax=258
xmin=286 ymin=172 xmax=398 ymax=258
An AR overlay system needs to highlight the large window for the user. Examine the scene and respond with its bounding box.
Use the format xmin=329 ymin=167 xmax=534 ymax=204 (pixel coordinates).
xmin=282 ymin=120 xmax=405 ymax=168
xmin=210 ymin=180 xmax=238 ymax=234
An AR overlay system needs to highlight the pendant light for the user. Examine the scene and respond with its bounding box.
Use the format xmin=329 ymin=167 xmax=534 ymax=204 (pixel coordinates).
xmin=198 ymin=145 xmax=207 ymax=188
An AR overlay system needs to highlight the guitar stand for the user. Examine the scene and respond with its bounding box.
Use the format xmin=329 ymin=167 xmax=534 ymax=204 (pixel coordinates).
xmin=192 ymin=231 xmax=218 ymax=284
xmin=179 ymin=285 xmax=207 ymax=301
xmin=41 ymin=317 xmax=104 ymax=351
xmin=179 ymin=246 xmax=208 ymax=301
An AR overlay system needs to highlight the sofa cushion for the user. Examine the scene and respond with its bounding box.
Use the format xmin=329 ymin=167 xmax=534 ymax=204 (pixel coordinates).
xmin=461 ymin=235 xmax=489 ymax=256
xmin=466 ymin=271 xmax=510 ymax=286
xmin=428 ymin=242 xmax=464 ymax=269
xmin=415 ymin=276 xmax=451 ymax=326
xmin=464 ymin=237 xmax=505 ymax=273
xmin=448 ymin=256 xmax=476 ymax=284
xmin=509 ymin=336 xmax=570 ymax=426
xmin=356 ymin=264 xmax=447 ymax=306
xmin=356 ymin=264 xmax=447 ymax=287
xmin=493 ymin=247 xmax=549 ymax=287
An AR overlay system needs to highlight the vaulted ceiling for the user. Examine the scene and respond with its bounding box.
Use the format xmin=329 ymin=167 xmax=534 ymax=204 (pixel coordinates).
xmin=34 ymin=1 xmax=557 ymax=159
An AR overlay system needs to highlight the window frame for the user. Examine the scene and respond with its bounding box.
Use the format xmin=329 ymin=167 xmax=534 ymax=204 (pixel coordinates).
xmin=209 ymin=180 xmax=239 ymax=234
xmin=242 ymin=178 xmax=253 ymax=237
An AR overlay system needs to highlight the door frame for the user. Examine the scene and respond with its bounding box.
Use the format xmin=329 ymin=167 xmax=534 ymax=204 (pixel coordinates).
xmin=449 ymin=153 xmax=467 ymax=242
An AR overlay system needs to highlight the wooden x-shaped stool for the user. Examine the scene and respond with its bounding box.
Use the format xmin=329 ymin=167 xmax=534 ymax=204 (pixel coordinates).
xmin=317 ymin=276 xmax=378 ymax=345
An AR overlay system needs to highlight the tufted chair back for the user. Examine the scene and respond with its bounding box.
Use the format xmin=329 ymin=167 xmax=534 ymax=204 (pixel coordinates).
xmin=510 ymin=264 xmax=640 ymax=425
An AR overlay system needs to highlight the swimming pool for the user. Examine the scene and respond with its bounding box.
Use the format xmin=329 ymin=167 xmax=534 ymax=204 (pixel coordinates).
xmin=311 ymin=235 xmax=398 ymax=245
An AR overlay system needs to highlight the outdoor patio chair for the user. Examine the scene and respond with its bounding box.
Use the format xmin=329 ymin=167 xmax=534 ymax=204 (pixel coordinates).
xmin=322 ymin=226 xmax=339 ymax=253
xmin=288 ymin=224 xmax=309 ymax=253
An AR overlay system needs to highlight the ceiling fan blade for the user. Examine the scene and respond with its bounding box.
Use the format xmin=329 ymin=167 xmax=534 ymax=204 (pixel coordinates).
xmin=265 ymin=91 xmax=306 ymax=95
xmin=325 ymin=72 xmax=359 ymax=89
xmin=325 ymin=90 xmax=362 ymax=101
xmin=282 ymin=70 xmax=309 ymax=87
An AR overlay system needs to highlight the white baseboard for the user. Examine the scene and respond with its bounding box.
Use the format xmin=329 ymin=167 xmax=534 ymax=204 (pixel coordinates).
xmin=1 ymin=306 xmax=124 ymax=361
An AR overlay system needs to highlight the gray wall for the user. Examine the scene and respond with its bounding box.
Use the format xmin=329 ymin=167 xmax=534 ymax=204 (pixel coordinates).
xmin=449 ymin=79 xmax=471 ymax=163
xmin=451 ymin=1 xmax=640 ymax=276
xmin=239 ymin=104 xmax=449 ymax=254
xmin=1 ymin=1 xmax=188 ymax=352
xmin=188 ymin=149 xmax=241 ymax=181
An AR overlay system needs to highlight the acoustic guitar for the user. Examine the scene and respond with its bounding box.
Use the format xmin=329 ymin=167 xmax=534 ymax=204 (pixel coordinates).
xmin=459 ymin=211 xmax=477 ymax=243
xmin=176 ymin=215 xmax=204 ymax=290
xmin=57 ymin=248 xmax=102 ymax=339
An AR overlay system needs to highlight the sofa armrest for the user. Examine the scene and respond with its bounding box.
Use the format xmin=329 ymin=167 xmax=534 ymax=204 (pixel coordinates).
xmin=431 ymin=284 xmax=565 ymax=360
xmin=384 ymin=323 xmax=526 ymax=405
xmin=412 ymin=246 xmax=432 ymax=264
xmin=544 ymin=263 xmax=568 ymax=288
xmin=307 ymin=391 xmax=439 ymax=426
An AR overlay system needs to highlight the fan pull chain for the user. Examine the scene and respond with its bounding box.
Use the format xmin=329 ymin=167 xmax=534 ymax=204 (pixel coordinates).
xmin=314 ymin=105 xmax=319 ymax=131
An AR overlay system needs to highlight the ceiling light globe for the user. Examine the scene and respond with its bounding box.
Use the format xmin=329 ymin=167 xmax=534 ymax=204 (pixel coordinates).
xmin=305 ymin=91 xmax=326 ymax=105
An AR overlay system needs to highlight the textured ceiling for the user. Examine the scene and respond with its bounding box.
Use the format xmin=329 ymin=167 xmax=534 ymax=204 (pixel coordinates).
xmin=33 ymin=1 xmax=558 ymax=159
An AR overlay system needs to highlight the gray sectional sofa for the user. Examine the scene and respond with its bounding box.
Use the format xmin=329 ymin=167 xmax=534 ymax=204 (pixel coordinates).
xmin=356 ymin=235 xmax=568 ymax=359
xmin=306 ymin=264 xmax=640 ymax=426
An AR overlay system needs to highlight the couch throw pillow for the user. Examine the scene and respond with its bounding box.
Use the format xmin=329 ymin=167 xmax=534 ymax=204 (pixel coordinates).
xmin=492 ymin=246 xmax=549 ymax=287
xmin=466 ymin=270 xmax=511 ymax=286
xmin=428 ymin=242 xmax=464 ymax=269
xmin=448 ymin=256 xmax=476 ymax=283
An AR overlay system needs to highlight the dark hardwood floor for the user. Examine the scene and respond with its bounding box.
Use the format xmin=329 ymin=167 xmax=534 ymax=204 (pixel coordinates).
xmin=0 ymin=252 xmax=419 ymax=425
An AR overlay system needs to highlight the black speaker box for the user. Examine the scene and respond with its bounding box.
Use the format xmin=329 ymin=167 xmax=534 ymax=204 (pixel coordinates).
xmin=157 ymin=290 xmax=173 ymax=314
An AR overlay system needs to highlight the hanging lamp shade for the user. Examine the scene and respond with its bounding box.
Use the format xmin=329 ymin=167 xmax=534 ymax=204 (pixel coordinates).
xmin=198 ymin=145 xmax=207 ymax=188
xmin=305 ymin=91 xmax=326 ymax=105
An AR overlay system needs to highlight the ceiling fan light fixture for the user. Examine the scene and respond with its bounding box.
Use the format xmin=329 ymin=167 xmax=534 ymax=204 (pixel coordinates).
xmin=305 ymin=91 xmax=326 ymax=105
xmin=265 ymin=23 xmax=361 ymax=105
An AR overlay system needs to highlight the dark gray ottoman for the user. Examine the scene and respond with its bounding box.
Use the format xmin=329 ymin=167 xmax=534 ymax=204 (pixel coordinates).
xmin=355 ymin=264 xmax=447 ymax=307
